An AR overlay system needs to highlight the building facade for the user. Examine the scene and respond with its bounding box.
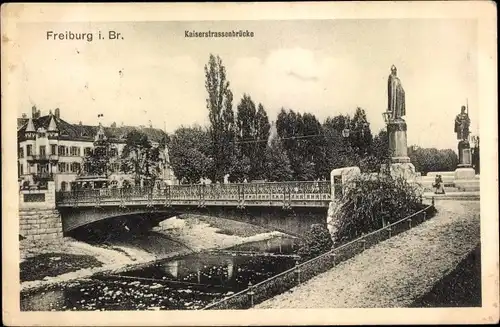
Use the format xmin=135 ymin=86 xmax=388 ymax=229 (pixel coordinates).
xmin=18 ymin=107 xmax=177 ymax=191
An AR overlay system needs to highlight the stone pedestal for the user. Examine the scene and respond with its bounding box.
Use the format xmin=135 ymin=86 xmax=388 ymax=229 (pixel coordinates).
xmin=381 ymin=162 xmax=418 ymax=182
xmin=383 ymin=119 xmax=417 ymax=181
xmin=455 ymin=167 xmax=476 ymax=180
xmin=457 ymin=140 xmax=472 ymax=168
xmin=455 ymin=139 xmax=475 ymax=180
xmin=387 ymin=119 xmax=410 ymax=164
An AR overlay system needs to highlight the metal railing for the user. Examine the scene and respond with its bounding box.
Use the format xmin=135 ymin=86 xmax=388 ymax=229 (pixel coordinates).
xmin=56 ymin=181 xmax=332 ymax=207
xmin=202 ymin=203 xmax=435 ymax=310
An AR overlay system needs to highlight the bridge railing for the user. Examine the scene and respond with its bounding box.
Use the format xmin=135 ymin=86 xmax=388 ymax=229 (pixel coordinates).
xmin=55 ymin=181 xmax=332 ymax=206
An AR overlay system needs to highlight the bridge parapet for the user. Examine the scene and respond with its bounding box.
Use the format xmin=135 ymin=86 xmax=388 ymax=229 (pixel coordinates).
xmin=56 ymin=181 xmax=332 ymax=208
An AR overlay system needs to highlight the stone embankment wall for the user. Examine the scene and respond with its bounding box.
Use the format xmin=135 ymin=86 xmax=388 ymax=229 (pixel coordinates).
xmin=19 ymin=181 xmax=63 ymax=242
xmin=19 ymin=208 xmax=63 ymax=241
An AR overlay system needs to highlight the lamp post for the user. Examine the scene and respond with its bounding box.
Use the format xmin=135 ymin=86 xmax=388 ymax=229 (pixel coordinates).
xmin=382 ymin=112 xmax=390 ymax=125
xmin=341 ymin=118 xmax=351 ymax=165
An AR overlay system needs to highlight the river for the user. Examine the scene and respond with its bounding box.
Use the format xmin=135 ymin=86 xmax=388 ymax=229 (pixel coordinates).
xmin=21 ymin=233 xmax=301 ymax=311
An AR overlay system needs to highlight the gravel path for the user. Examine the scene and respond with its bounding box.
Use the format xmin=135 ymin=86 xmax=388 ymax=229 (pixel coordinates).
xmin=255 ymin=200 xmax=480 ymax=309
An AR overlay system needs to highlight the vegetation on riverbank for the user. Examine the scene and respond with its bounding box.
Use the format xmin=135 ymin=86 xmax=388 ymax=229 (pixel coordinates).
xmin=330 ymin=174 xmax=430 ymax=246
xmin=21 ymin=253 xmax=103 ymax=282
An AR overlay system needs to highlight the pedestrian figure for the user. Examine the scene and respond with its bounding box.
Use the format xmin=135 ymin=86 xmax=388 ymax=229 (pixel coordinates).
xmin=433 ymin=174 xmax=445 ymax=194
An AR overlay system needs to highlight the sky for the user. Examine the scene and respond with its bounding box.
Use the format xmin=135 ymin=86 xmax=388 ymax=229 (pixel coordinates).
xmin=17 ymin=19 xmax=478 ymax=150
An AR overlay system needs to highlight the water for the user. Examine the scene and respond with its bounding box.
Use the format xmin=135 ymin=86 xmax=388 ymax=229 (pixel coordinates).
xmin=21 ymin=237 xmax=300 ymax=311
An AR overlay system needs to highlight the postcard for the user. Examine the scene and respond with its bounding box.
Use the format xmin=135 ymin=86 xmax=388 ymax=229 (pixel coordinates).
xmin=2 ymin=2 xmax=498 ymax=326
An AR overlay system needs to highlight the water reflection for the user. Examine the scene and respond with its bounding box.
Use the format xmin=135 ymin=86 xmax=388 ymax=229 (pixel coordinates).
xmin=21 ymin=236 xmax=299 ymax=311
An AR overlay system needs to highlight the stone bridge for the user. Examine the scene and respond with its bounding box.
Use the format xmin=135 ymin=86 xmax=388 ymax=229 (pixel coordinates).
xmin=55 ymin=181 xmax=333 ymax=236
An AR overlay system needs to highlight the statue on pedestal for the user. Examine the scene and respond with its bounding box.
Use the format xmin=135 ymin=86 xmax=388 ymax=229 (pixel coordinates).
xmin=384 ymin=65 xmax=410 ymax=163
xmin=381 ymin=65 xmax=416 ymax=181
xmin=454 ymin=105 xmax=473 ymax=171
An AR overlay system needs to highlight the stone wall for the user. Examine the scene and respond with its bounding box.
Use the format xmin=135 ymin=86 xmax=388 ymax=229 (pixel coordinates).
xmin=19 ymin=208 xmax=63 ymax=241
xmin=19 ymin=181 xmax=63 ymax=242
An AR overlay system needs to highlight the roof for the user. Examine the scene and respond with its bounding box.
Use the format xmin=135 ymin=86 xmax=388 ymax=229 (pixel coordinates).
xmin=18 ymin=115 xmax=168 ymax=143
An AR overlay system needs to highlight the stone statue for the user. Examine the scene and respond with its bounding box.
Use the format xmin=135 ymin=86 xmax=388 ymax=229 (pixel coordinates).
xmin=387 ymin=65 xmax=406 ymax=120
xmin=454 ymin=105 xmax=470 ymax=141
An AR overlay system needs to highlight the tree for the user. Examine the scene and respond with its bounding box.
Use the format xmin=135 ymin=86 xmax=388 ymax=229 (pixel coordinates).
xmin=82 ymin=135 xmax=113 ymax=177
xmin=168 ymin=125 xmax=213 ymax=184
xmin=348 ymin=107 xmax=373 ymax=157
xmin=235 ymin=94 xmax=271 ymax=180
xmin=471 ymin=135 xmax=480 ymax=174
xmin=322 ymin=115 xmax=350 ymax=169
xmin=297 ymin=224 xmax=333 ymax=262
xmin=120 ymin=130 xmax=163 ymax=186
xmin=409 ymin=147 xmax=458 ymax=174
xmin=205 ymin=54 xmax=235 ymax=182
xmin=276 ymin=109 xmax=319 ymax=180
xmin=264 ymin=137 xmax=294 ymax=181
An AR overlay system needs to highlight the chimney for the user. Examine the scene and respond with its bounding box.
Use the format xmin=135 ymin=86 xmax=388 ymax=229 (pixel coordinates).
xmin=55 ymin=108 xmax=60 ymax=119
xmin=79 ymin=121 xmax=82 ymax=125
xmin=31 ymin=106 xmax=37 ymax=118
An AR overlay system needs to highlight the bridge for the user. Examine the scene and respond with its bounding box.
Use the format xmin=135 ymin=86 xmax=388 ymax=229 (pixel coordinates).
xmin=55 ymin=181 xmax=333 ymax=235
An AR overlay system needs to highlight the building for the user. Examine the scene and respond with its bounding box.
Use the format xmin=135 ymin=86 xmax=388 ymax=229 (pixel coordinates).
xmin=17 ymin=106 xmax=177 ymax=191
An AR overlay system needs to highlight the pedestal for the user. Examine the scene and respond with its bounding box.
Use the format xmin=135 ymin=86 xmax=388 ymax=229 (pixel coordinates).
xmin=454 ymin=167 xmax=476 ymax=180
xmin=389 ymin=162 xmax=417 ymax=182
xmin=387 ymin=119 xmax=409 ymax=162
xmin=457 ymin=140 xmax=472 ymax=168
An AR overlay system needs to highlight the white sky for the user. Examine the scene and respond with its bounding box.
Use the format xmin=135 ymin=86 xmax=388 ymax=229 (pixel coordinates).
xmin=18 ymin=19 xmax=478 ymax=150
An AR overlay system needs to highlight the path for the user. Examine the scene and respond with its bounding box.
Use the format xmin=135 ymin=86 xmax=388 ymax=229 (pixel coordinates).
xmin=255 ymin=200 xmax=480 ymax=308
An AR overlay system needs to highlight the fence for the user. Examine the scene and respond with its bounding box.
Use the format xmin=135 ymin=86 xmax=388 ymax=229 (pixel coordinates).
xmin=56 ymin=181 xmax=332 ymax=207
xmin=203 ymin=203 xmax=435 ymax=310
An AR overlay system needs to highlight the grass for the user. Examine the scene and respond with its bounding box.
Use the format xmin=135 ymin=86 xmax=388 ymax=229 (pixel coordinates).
xmin=20 ymin=253 xmax=103 ymax=282
xmin=410 ymin=245 xmax=482 ymax=307
xmin=187 ymin=215 xmax=271 ymax=237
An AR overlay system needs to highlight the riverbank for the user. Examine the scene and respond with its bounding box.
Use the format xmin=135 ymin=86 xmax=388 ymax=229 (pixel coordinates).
xmin=255 ymin=200 xmax=480 ymax=308
xmin=20 ymin=215 xmax=289 ymax=292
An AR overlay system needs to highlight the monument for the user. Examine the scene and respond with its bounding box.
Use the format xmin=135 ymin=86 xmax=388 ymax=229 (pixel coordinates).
xmin=454 ymin=104 xmax=475 ymax=180
xmin=382 ymin=65 xmax=416 ymax=180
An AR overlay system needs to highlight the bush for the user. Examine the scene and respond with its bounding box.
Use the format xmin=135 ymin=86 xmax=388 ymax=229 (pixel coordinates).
xmin=330 ymin=173 xmax=422 ymax=247
xmin=298 ymin=224 xmax=333 ymax=262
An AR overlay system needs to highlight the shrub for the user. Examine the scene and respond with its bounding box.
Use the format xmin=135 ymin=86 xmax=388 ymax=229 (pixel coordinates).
xmin=298 ymin=224 xmax=334 ymax=261
xmin=330 ymin=173 xmax=423 ymax=246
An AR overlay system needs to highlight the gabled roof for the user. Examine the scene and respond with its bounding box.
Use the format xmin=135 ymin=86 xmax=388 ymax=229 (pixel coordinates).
xmin=18 ymin=115 xmax=168 ymax=143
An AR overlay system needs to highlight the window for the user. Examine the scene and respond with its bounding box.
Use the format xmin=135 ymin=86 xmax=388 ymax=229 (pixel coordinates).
xmin=27 ymin=144 xmax=33 ymax=156
xmin=110 ymin=147 xmax=118 ymax=157
xmin=51 ymin=144 xmax=57 ymax=155
xmin=70 ymin=162 xmax=81 ymax=173
xmin=70 ymin=146 xmax=80 ymax=156
xmin=58 ymin=145 xmax=68 ymax=156
xmin=39 ymin=146 xmax=46 ymax=157
xmin=19 ymin=163 xmax=23 ymax=176
xmin=111 ymin=162 xmax=120 ymax=173
xmin=60 ymin=181 xmax=67 ymax=192
xmin=18 ymin=147 xmax=24 ymax=158
xmin=57 ymin=162 xmax=68 ymax=173
xmin=84 ymin=147 xmax=92 ymax=156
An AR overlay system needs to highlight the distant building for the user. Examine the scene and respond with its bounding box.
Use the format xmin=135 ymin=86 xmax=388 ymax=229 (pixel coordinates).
xmin=17 ymin=106 xmax=177 ymax=191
